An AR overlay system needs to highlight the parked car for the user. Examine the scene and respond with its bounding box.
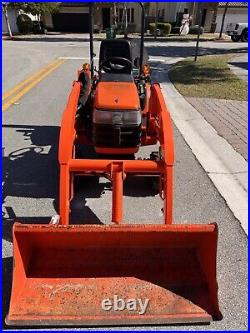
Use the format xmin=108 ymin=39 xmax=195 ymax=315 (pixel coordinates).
xmin=226 ymin=22 xmax=248 ymax=42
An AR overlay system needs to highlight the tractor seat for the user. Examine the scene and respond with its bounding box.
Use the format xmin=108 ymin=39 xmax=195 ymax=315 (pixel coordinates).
xmin=100 ymin=73 xmax=134 ymax=83
xmin=99 ymin=39 xmax=134 ymax=74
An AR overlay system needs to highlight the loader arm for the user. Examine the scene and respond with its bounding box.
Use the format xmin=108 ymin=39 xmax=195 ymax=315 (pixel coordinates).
xmin=58 ymin=83 xmax=174 ymax=226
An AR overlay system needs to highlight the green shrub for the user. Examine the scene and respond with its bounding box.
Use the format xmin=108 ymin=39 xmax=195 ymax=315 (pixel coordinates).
xmin=149 ymin=23 xmax=171 ymax=36
xmin=158 ymin=23 xmax=171 ymax=35
xmin=148 ymin=23 xmax=156 ymax=35
xmin=189 ymin=25 xmax=204 ymax=35
xmin=16 ymin=14 xmax=33 ymax=34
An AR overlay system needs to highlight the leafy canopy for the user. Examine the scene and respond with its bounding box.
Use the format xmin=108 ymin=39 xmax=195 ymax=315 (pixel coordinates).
xmin=11 ymin=2 xmax=60 ymax=15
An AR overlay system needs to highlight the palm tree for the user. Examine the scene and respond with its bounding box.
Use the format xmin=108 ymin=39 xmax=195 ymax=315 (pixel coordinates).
xmin=219 ymin=2 xmax=229 ymax=39
xmin=3 ymin=3 xmax=13 ymax=38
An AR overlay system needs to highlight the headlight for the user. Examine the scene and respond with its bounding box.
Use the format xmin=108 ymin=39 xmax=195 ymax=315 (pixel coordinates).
xmin=93 ymin=109 xmax=141 ymax=125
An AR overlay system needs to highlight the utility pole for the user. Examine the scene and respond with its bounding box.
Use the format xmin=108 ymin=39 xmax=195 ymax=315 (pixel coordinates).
xmin=192 ymin=2 xmax=196 ymax=18
xmin=154 ymin=2 xmax=158 ymax=40
xmin=219 ymin=2 xmax=229 ymax=39
xmin=194 ymin=9 xmax=202 ymax=62
xmin=3 ymin=3 xmax=13 ymax=39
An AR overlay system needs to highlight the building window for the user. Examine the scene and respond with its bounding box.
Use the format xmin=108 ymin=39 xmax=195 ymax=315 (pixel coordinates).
xmin=118 ymin=8 xmax=134 ymax=23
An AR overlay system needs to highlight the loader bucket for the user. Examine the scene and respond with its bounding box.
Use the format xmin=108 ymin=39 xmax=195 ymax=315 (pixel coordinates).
xmin=7 ymin=223 xmax=222 ymax=326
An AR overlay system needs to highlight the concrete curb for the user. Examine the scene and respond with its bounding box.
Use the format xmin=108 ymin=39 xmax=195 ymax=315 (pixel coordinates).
xmin=161 ymin=73 xmax=248 ymax=235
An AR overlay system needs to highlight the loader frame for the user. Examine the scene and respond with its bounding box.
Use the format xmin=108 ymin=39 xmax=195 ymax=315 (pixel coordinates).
xmin=59 ymin=82 xmax=174 ymax=225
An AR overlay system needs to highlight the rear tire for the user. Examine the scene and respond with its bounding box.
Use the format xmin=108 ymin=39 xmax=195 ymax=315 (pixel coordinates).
xmin=241 ymin=29 xmax=248 ymax=42
xmin=231 ymin=35 xmax=241 ymax=42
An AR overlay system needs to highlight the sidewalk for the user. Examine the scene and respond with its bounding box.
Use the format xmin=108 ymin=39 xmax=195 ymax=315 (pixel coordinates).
xmin=186 ymin=97 xmax=248 ymax=160
xmin=3 ymin=32 xmax=228 ymax=43
xmin=160 ymin=69 xmax=248 ymax=235
xmin=167 ymin=53 xmax=248 ymax=161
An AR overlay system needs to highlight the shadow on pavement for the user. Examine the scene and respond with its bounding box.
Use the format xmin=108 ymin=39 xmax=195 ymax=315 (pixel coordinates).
xmin=2 ymin=124 xmax=159 ymax=236
xmin=2 ymin=124 xmax=60 ymax=243
xmin=11 ymin=37 xmax=103 ymax=43
xmin=2 ymin=256 xmax=12 ymax=328
xmin=146 ymin=45 xmax=248 ymax=58
xmin=2 ymin=124 xmax=59 ymax=200
xmin=228 ymin=61 xmax=248 ymax=70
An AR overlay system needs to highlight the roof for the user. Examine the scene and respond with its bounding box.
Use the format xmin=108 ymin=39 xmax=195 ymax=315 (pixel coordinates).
xmin=219 ymin=2 xmax=248 ymax=7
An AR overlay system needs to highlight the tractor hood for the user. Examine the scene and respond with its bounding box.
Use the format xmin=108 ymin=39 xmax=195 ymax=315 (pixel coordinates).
xmin=95 ymin=82 xmax=140 ymax=110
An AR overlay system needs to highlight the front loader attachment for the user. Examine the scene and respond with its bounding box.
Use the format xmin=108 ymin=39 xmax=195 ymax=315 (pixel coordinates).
xmin=7 ymin=223 xmax=222 ymax=326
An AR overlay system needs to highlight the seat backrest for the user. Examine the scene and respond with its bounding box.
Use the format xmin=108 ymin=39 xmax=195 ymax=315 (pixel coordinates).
xmin=99 ymin=39 xmax=132 ymax=67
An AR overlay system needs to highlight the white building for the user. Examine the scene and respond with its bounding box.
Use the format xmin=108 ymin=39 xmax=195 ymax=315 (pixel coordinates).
xmin=2 ymin=6 xmax=19 ymax=34
xmin=148 ymin=2 xmax=248 ymax=33
xmin=215 ymin=2 xmax=248 ymax=32
xmin=43 ymin=3 xmax=143 ymax=33
xmin=2 ymin=4 xmax=40 ymax=35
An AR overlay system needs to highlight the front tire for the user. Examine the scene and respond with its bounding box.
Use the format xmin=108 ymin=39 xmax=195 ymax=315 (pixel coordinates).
xmin=241 ymin=29 xmax=248 ymax=42
xmin=231 ymin=35 xmax=241 ymax=42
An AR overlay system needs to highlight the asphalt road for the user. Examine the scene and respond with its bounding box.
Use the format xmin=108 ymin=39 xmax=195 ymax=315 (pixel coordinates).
xmin=2 ymin=39 xmax=248 ymax=331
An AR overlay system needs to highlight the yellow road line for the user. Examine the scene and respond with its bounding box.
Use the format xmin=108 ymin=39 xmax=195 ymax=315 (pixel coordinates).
xmin=2 ymin=59 xmax=63 ymax=101
xmin=2 ymin=58 xmax=66 ymax=112
xmin=2 ymin=58 xmax=64 ymax=101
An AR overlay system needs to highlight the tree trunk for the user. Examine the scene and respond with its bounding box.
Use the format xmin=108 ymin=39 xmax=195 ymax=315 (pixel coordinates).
xmin=3 ymin=4 xmax=13 ymax=38
xmin=154 ymin=2 xmax=158 ymax=40
xmin=124 ymin=3 xmax=128 ymax=38
xmin=113 ymin=3 xmax=117 ymax=26
xmin=219 ymin=2 xmax=229 ymax=39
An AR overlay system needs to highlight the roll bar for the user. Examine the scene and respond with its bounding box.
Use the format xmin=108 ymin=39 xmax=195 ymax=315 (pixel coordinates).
xmin=138 ymin=2 xmax=145 ymax=76
xmin=89 ymin=3 xmax=94 ymax=78
xmin=88 ymin=2 xmax=145 ymax=78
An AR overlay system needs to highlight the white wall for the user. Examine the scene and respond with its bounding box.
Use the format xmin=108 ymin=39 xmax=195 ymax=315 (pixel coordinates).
xmin=149 ymin=2 xmax=192 ymax=23
xmin=2 ymin=8 xmax=19 ymax=34
xmin=204 ymin=9 xmax=214 ymax=31
xmin=129 ymin=2 xmax=141 ymax=31
xmin=117 ymin=3 xmax=142 ymax=32
xmin=216 ymin=8 xmax=248 ymax=32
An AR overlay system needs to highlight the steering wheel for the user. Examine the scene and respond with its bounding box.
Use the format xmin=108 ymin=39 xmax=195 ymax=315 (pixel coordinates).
xmin=99 ymin=57 xmax=133 ymax=73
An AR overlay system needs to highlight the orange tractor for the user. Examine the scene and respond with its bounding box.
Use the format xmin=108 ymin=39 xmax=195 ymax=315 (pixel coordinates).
xmin=7 ymin=3 xmax=222 ymax=326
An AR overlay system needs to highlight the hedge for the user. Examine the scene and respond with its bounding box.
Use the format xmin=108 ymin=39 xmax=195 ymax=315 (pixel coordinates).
xmin=189 ymin=25 xmax=204 ymax=35
xmin=149 ymin=22 xmax=172 ymax=36
xmin=16 ymin=14 xmax=33 ymax=34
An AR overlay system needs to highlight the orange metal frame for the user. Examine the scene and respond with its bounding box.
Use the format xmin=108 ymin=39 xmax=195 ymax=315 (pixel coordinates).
xmin=58 ymin=81 xmax=174 ymax=226
xmin=7 ymin=76 xmax=222 ymax=328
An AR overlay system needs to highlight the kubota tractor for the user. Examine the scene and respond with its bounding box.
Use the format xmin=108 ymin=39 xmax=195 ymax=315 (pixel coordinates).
xmin=6 ymin=3 xmax=222 ymax=327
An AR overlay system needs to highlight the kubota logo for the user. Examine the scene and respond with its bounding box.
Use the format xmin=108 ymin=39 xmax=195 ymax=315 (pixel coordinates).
xmin=101 ymin=295 xmax=149 ymax=315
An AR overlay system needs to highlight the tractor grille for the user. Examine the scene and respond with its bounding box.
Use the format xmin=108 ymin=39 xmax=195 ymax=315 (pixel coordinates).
xmin=93 ymin=124 xmax=141 ymax=148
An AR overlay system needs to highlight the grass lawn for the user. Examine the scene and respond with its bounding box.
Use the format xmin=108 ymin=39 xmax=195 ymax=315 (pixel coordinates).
xmin=168 ymin=54 xmax=248 ymax=101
